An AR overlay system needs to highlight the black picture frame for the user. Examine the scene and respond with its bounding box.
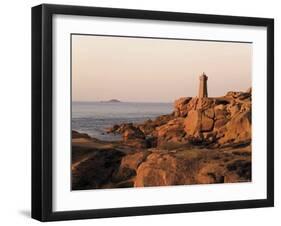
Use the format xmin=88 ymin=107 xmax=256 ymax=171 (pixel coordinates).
xmin=32 ymin=3 xmax=274 ymax=222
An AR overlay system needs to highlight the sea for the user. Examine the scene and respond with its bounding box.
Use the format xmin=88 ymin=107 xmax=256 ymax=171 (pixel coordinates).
xmin=72 ymin=101 xmax=173 ymax=141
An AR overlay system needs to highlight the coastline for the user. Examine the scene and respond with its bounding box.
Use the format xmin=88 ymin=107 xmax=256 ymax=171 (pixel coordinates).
xmin=72 ymin=101 xmax=173 ymax=141
xmin=72 ymin=89 xmax=252 ymax=190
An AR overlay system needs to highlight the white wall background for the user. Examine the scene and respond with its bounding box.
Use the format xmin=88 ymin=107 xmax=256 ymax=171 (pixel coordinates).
xmin=0 ymin=0 xmax=279 ymax=225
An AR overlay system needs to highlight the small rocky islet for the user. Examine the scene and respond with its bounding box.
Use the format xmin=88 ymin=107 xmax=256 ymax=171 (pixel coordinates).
xmin=72 ymin=85 xmax=252 ymax=190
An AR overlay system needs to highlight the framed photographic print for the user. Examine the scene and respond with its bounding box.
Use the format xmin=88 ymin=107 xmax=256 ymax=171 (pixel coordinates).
xmin=32 ymin=4 xmax=274 ymax=221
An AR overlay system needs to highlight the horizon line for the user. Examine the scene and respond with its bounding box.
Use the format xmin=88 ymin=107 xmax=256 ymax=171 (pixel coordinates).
xmin=72 ymin=94 xmax=240 ymax=103
xmin=72 ymin=100 xmax=174 ymax=103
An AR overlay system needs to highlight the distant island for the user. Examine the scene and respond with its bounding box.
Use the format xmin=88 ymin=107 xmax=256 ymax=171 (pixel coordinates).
xmin=100 ymin=99 xmax=121 ymax=103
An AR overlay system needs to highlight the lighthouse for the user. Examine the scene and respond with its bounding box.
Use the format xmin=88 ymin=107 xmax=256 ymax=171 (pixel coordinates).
xmin=198 ymin=72 xmax=208 ymax=98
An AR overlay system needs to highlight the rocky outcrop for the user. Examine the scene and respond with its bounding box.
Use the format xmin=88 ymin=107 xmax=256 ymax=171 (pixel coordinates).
xmin=218 ymin=109 xmax=251 ymax=145
xmin=107 ymin=88 xmax=251 ymax=149
xmin=134 ymin=148 xmax=251 ymax=187
xmin=122 ymin=125 xmax=145 ymax=141
xmin=174 ymin=97 xmax=192 ymax=117
xmin=173 ymin=89 xmax=251 ymax=147
xmin=134 ymin=152 xmax=189 ymax=187
xmin=107 ymin=114 xmax=174 ymax=148
xmin=156 ymin=118 xmax=187 ymax=147
xmin=72 ymin=130 xmax=91 ymax=139
xmin=72 ymin=148 xmax=126 ymax=190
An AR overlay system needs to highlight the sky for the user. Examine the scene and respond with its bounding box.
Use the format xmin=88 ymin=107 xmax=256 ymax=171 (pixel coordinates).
xmin=72 ymin=34 xmax=252 ymax=102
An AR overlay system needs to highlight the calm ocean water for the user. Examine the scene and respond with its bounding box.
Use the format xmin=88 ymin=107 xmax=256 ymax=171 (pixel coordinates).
xmin=72 ymin=102 xmax=173 ymax=141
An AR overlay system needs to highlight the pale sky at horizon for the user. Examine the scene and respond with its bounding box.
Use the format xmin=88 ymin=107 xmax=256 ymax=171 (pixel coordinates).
xmin=72 ymin=35 xmax=252 ymax=102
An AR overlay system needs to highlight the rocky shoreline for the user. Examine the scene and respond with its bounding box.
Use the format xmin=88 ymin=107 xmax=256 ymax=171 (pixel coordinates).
xmin=72 ymin=89 xmax=252 ymax=190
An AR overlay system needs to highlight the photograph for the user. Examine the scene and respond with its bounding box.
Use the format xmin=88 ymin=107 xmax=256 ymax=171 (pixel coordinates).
xmin=30 ymin=3 xmax=274 ymax=222
xmin=71 ymin=34 xmax=252 ymax=190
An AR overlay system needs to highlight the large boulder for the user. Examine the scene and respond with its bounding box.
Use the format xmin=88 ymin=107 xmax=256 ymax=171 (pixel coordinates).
xmin=116 ymin=124 xmax=148 ymax=148
xmin=184 ymin=110 xmax=214 ymax=134
xmin=173 ymin=97 xmax=214 ymax=117
xmin=184 ymin=110 xmax=200 ymax=135
xmin=156 ymin=118 xmax=187 ymax=147
xmin=113 ymin=151 xmax=150 ymax=183
xmin=122 ymin=125 xmax=145 ymax=141
xmin=72 ymin=130 xmax=91 ymax=139
xmin=214 ymin=104 xmax=227 ymax=118
xmin=214 ymin=118 xmax=228 ymax=130
xmin=121 ymin=151 xmax=150 ymax=170
xmin=218 ymin=109 xmax=251 ymax=145
xmin=227 ymin=103 xmax=241 ymax=117
xmin=197 ymin=98 xmax=215 ymax=110
xmin=134 ymin=153 xmax=195 ymax=187
xmin=204 ymin=108 xmax=215 ymax=119
xmin=201 ymin=113 xmax=214 ymax=132
xmin=138 ymin=114 xmax=174 ymax=136
xmin=174 ymin=97 xmax=192 ymax=117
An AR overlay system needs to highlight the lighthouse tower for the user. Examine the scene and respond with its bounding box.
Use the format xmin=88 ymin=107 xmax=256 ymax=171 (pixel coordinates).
xmin=198 ymin=72 xmax=208 ymax=98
